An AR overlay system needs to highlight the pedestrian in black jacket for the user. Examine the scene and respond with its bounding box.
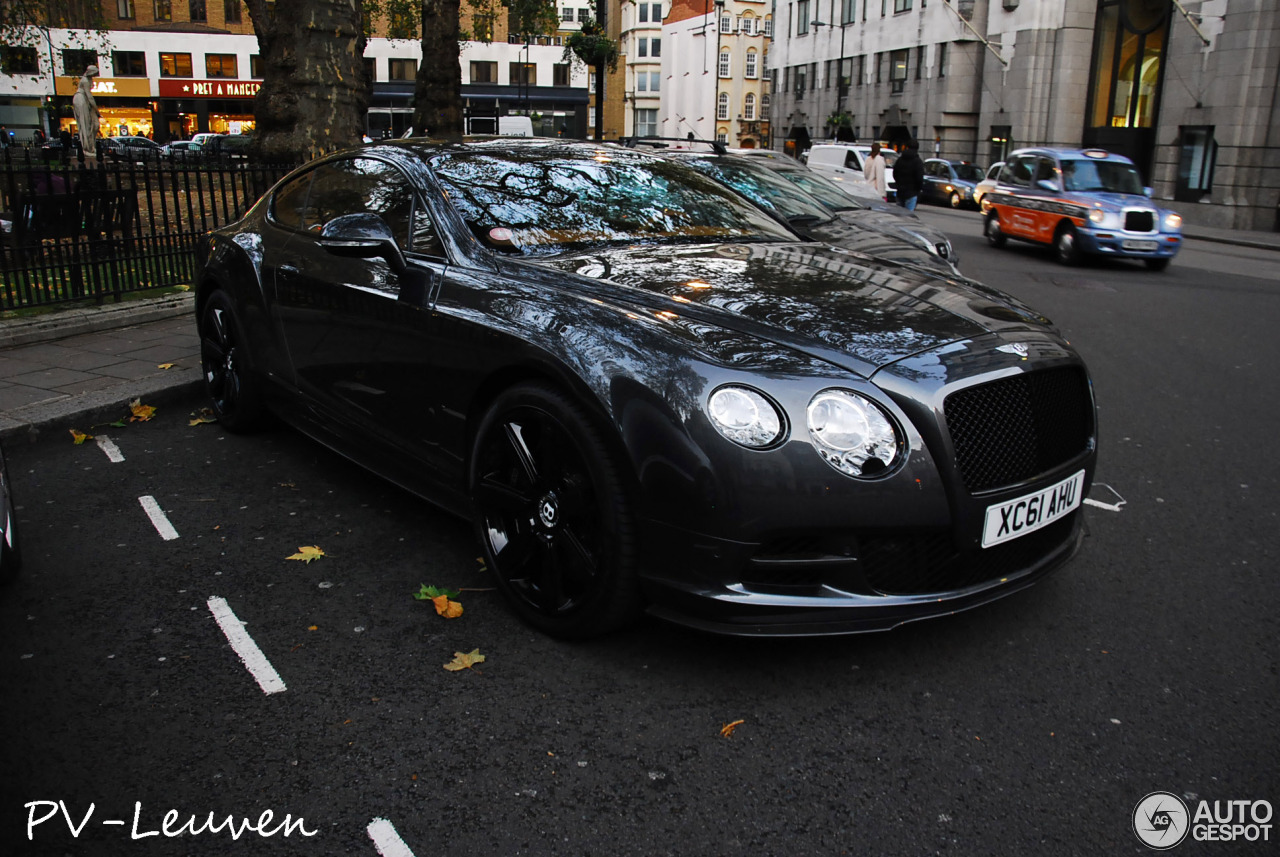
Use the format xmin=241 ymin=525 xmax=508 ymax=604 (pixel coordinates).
xmin=895 ymin=140 xmax=925 ymax=211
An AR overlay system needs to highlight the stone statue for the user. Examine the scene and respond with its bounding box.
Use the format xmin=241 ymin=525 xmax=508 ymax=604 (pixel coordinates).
xmin=72 ymin=64 xmax=101 ymax=158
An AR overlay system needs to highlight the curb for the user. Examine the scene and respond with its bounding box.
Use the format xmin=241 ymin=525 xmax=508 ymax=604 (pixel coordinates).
xmin=0 ymin=292 xmax=195 ymax=350
xmin=0 ymin=372 xmax=203 ymax=446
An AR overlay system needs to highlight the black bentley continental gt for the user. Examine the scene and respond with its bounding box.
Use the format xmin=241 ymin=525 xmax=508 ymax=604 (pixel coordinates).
xmin=196 ymin=139 xmax=1097 ymax=638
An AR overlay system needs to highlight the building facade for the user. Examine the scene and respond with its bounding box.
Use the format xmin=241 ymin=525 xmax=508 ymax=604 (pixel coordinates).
xmin=770 ymin=0 xmax=1280 ymax=230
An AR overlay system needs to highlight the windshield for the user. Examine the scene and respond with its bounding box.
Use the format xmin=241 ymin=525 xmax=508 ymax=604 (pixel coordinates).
xmin=772 ymin=169 xmax=868 ymax=211
xmin=1061 ymin=158 xmax=1144 ymax=194
xmin=862 ymin=148 xmax=898 ymax=167
xmin=679 ymin=158 xmax=832 ymax=223
xmin=430 ymin=147 xmax=796 ymax=255
xmin=952 ymin=164 xmax=984 ymax=182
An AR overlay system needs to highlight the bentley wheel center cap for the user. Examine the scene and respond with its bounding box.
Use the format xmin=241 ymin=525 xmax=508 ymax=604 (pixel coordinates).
xmin=537 ymin=494 xmax=559 ymax=528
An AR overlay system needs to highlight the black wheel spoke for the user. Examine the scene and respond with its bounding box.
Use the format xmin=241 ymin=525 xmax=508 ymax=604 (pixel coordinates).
xmin=475 ymin=472 xmax=537 ymax=515
xmin=502 ymin=420 xmax=541 ymax=486
xmin=555 ymin=525 xmax=598 ymax=586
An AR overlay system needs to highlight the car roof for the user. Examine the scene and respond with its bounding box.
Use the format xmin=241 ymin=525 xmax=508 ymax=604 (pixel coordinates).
xmin=1008 ymin=146 xmax=1135 ymax=164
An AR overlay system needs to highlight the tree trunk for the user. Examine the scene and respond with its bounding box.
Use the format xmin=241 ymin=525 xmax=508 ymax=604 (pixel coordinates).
xmin=414 ymin=0 xmax=463 ymax=140
xmin=244 ymin=0 xmax=368 ymax=163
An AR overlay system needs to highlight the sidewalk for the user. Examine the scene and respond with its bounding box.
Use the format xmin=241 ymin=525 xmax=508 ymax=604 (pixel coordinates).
xmin=1 ymin=222 xmax=1278 ymax=444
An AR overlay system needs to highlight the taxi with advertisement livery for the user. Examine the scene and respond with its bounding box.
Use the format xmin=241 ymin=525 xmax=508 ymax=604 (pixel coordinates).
xmin=981 ymin=147 xmax=1182 ymax=271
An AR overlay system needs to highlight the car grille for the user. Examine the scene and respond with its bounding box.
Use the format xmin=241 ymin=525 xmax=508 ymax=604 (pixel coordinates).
xmin=742 ymin=514 xmax=1079 ymax=596
xmin=1125 ymin=210 xmax=1155 ymax=232
xmin=944 ymin=367 xmax=1093 ymax=494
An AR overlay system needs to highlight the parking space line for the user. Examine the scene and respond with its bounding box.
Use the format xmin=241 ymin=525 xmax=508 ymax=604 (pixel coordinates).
xmin=206 ymin=596 xmax=287 ymax=695
xmin=367 ymin=818 xmax=416 ymax=857
xmin=138 ymin=495 xmax=179 ymax=540
xmin=96 ymin=436 xmax=125 ymax=463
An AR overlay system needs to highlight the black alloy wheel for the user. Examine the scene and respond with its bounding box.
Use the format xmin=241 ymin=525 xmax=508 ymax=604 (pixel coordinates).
xmin=470 ymin=383 xmax=641 ymax=638
xmin=985 ymin=213 xmax=1007 ymax=248
xmin=199 ymin=291 xmax=265 ymax=432
xmin=1054 ymin=223 xmax=1081 ymax=266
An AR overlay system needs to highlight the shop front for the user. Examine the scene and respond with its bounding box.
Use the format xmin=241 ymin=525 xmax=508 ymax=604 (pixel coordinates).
xmin=53 ymin=76 xmax=155 ymax=140
xmin=157 ymin=79 xmax=259 ymax=143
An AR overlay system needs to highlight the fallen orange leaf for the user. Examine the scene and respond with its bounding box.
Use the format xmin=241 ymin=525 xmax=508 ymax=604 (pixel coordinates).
xmin=157 ymin=363 xmax=175 ymax=370
xmin=128 ymin=398 xmax=156 ymax=422
xmin=431 ymin=594 xmax=464 ymax=619
xmin=720 ymin=719 xmax=745 ymax=738
xmin=287 ymin=546 xmax=325 ymax=563
xmin=69 ymin=429 xmax=93 ymax=445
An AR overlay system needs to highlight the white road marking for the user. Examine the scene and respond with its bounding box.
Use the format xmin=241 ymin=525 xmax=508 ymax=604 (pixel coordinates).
xmin=1084 ymin=498 xmax=1123 ymax=512
xmin=367 ymin=817 xmax=416 ymax=857
xmin=96 ymin=436 xmax=125 ymax=463
xmin=138 ymin=495 xmax=179 ymax=540
xmin=206 ymin=596 xmax=287 ymax=695
xmin=1084 ymin=482 xmax=1127 ymax=513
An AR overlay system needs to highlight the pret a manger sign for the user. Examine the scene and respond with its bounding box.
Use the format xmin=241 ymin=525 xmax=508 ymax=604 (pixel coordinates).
xmin=157 ymin=80 xmax=261 ymax=98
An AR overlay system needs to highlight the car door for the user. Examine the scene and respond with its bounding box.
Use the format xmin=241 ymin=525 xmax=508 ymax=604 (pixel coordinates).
xmin=997 ymin=155 xmax=1039 ymax=240
xmin=268 ymin=155 xmax=453 ymax=475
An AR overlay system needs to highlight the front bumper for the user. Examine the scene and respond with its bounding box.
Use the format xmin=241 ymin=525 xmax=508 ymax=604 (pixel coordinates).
xmin=1079 ymin=228 xmax=1181 ymax=260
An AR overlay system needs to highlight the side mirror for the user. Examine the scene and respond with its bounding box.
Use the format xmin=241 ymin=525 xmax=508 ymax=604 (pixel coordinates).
xmin=318 ymin=212 xmax=407 ymax=274
xmin=1144 ymin=186 xmax=1153 ymax=197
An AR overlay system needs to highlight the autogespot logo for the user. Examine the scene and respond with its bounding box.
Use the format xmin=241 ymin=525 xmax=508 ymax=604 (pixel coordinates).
xmin=1134 ymin=792 xmax=1190 ymax=850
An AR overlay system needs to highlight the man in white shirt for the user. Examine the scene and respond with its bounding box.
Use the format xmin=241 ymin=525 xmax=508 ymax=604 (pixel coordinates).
xmin=863 ymin=142 xmax=887 ymax=200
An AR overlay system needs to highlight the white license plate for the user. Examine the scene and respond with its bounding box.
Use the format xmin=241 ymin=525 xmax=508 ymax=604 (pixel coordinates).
xmin=981 ymin=470 xmax=1085 ymax=549
xmin=1122 ymin=239 xmax=1159 ymax=251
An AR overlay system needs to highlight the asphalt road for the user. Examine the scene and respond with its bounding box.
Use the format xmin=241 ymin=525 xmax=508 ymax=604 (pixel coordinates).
xmin=2 ymin=218 xmax=1277 ymax=856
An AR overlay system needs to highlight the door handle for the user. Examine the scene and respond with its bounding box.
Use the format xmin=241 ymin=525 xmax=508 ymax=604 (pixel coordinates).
xmin=279 ymin=264 xmax=300 ymax=274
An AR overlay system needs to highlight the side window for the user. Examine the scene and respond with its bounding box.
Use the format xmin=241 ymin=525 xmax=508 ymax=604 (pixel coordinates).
xmin=844 ymin=151 xmax=859 ymax=169
xmin=270 ymin=171 xmax=314 ymax=230
xmin=303 ymin=157 xmax=442 ymax=256
xmin=1035 ymin=157 xmax=1058 ymax=189
xmin=1005 ymin=156 xmax=1034 ymax=188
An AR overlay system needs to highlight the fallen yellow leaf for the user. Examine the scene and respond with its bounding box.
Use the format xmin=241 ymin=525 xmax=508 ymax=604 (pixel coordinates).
xmin=431 ymin=594 xmax=464 ymax=619
xmin=307 ymin=625 xmax=318 ymax=631
xmin=69 ymin=429 xmax=93 ymax=445
xmin=157 ymin=363 xmax=175 ymax=370
xmin=128 ymin=398 xmax=156 ymax=422
xmin=287 ymin=546 xmax=325 ymax=563
xmin=720 ymin=719 xmax=745 ymax=738
xmin=443 ymin=649 xmax=485 ymax=671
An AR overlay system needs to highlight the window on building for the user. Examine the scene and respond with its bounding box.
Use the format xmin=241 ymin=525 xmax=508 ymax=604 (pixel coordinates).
xmin=890 ymin=49 xmax=908 ymax=91
xmin=113 ymin=51 xmax=146 ymax=76
xmin=159 ymin=52 xmax=193 ymax=77
xmin=636 ymin=108 xmax=658 ymax=137
xmin=720 ymin=15 xmax=731 ymax=34
xmin=761 ymin=51 xmax=768 ymax=73
xmin=206 ymin=54 xmax=237 ymax=77
xmin=554 ymin=63 xmax=570 ymax=86
xmin=761 ymin=93 xmax=770 ymax=114
xmin=577 ymin=7 xmax=589 ymax=21
xmin=637 ymin=38 xmax=648 ymax=57
xmin=745 ymin=50 xmax=758 ymax=79
xmin=154 ymin=0 xmax=172 ymax=21
xmin=224 ymin=0 xmax=241 ymax=23
xmin=764 ymin=16 xmax=772 ymax=36
xmin=824 ymin=59 xmax=833 ymax=89
xmin=651 ymin=71 xmax=661 ymax=91
xmin=856 ymin=54 xmax=864 ymax=86
xmin=510 ymin=62 xmax=537 ymax=85
xmin=874 ymin=52 xmax=882 ymax=84
xmin=639 ymin=3 xmax=649 ymax=22
xmin=62 ymin=50 xmax=97 ymax=76
xmin=389 ymin=58 xmax=416 ymax=80
xmin=471 ymin=61 xmax=497 ymax=83
xmin=717 ymin=92 xmax=730 ymax=120
xmin=810 ymin=61 xmax=817 ymax=90
xmin=795 ymin=65 xmax=807 ymax=97
xmin=651 ymin=37 xmax=660 ymax=56
xmin=716 ymin=129 xmax=727 ymax=144
xmin=561 ymin=7 xmax=574 ymax=20
xmin=1176 ymin=126 xmax=1217 ymax=202
xmin=797 ymin=0 xmax=809 ymax=35
xmin=118 ymin=0 xmax=135 ymax=19
xmin=841 ymin=0 xmax=855 ymax=25
xmin=362 ymin=57 xmax=374 ymax=82
xmin=838 ymin=57 xmax=852 ymax=90
xmin=744 ymin=93 xmax=756 ymax=121
xmin=938 ymin=42 xmax=947 ymax=77
xmin=189 ymin=0 xmax=207 ymax=22
xmin=1 ymin=46 xmax=39 ymax=74
xmin=916 ymin=46 xmax=925 ymax=79
xmin=719 ymin=49 xmax=731 ymax=78
xmin=652 ymin=4 xmax=662 ymax=23
xmin=637 ymin=73 xmax=647 ymax=92
xmin=894 ymin=0 xmax=912 ymax=11
xmin=251 ymin=54 xmax=264 ymax=78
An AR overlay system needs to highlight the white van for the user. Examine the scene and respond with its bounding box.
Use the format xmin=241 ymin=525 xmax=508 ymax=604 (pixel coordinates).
xmin=806 ymin=143 xmax=897 ymax=200
xmin=400 ymin=116 xmax=536 ymax=139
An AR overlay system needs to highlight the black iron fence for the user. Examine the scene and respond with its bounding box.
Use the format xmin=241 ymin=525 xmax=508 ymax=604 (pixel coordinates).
xmin=0 ymin=147 xmax=298 ymax=311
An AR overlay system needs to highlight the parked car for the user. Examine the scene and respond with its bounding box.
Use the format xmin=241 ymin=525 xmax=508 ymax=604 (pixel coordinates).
xmin=806 ymin=143 xmax=898 ymax=201
xmin=973 ymin=161 xmax=1004 ymax=209
xmin=196 ymin=139 xmax=1097 ymax=638
xmin=161 ymin=140 xmax=204 ymax=162
xmin=922 ymin=159 xmax=985 ymax=209
xmin=667 ymin=150 xmax=960 ymax=273
xmin=983 ymin=147 xmax=1182 ymax=270
xmin=102 ymin=135 xmax=163 ymax=162
xmin=0 ymin=443 xmax=20 ymax=584
xmin=203 ymin=133 xmax=253 ymax=162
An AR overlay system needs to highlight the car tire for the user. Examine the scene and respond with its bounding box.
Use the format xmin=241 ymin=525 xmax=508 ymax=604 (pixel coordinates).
xmin=985 ymin=214 xmax=1006 ymax=248
xmin=1054 ymin=224 xmax=1081 ymax=266
xmin=199 ymin=291 xmax=266 ymax=432
xmin=950 ymin=191 xmax=963 ymax=209
xmin=1144 ymin=258 xmax=1170 ymax=272
xmin=470 ymin=382 xmax=643 ymax=638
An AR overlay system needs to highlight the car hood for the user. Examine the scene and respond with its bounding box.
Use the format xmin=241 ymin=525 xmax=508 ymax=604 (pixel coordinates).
xmin=1074 ymin=191 xmax=1154 ymax=209
xmin=812 ymin=211 xmax=953 ymax=271
xmin=526 ymin=241 xmax=1052 ymax=376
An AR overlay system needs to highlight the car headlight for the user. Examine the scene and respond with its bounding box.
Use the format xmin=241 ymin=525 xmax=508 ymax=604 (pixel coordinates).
xmin=807 ymin=389 xmax=902 ymax=477
xmin=1088 ymin=208 xmax=1106 ymax=224
xmin=1164 ymin=212 xmax=1182 ymax=229
xmin=708 ymin=386 xmax=785 ymax=449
